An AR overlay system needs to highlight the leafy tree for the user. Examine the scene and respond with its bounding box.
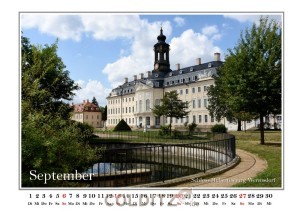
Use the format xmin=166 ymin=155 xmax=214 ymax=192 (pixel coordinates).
xmin=100 ymin=105 xmax=107 ymax=122
xmin=207 ymin=17 xmax=281 ymax=144
xmin=22 ymin=37 xmax=79 ymax=119
xmin=152 ymin=90 xmax=189 ymax=134
xmin=92 ymin=96 xmax=99 ymax=106
xmin=21 ymin=36 xmax=99 ymax=186
xmin=22 ymin=113 xmax=99 ymax=187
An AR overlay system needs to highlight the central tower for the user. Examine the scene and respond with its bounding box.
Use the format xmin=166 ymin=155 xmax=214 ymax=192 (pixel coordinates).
xmin=153 ymin=27 xmax=171 ymax=73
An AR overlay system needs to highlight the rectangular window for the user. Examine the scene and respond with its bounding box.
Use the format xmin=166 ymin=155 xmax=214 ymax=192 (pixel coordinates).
xmin=198 ymin=87 xmax=201 ymax=92
xmin=192 ymin=87 xmax=195 ymax=93
xmin=193 ymin=115 xmax=196 ymax=123
xmin=204 ymin=99 xmax=208 ymax=108
xmin=211 ymin=116 xmax=214 ymax=123
xmin=186 ymin=116 xmax=189 ymax=123
xmin=205 ymin=115 xmax=208 ymax=123
xmin=204 ymin=86 xmax=207 ymax=91
xmin=186 ymin=88 xmax=189 ymax=94
xmin=192 ymin=100 xmax=196 ymax=108
xmin=180 ymin=90 xmax=183 ymax=95
xmin=155 ymin=116 xmax=160 ymax=126
xmin=129 ymin=107 xmax=131 ymax=113
xmin=97 ymin=115 xmax=99 ymax=119
xmin=199 ymin=115 xmax=202 ymax=123
xmin=181 ymin=118 xmax=183 ymax=123
xmin=132 ymin=106 xmax=134 ymax=113
xmin=198 ymin=99 xmax=201 ymax=108
xmin=86 ymin=115 xmax=88 ymax=120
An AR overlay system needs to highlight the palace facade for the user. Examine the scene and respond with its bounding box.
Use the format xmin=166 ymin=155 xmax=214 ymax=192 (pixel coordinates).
xmin=106 ymin=28 xmax=281 ymax=131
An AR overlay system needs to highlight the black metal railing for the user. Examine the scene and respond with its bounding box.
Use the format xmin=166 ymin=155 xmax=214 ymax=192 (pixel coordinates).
xmin=86 ymin=132 xmax=235 ymax=187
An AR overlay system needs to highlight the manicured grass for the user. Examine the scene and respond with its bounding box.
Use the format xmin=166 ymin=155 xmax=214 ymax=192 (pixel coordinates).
xmin=230 ymin=130 xmax=282 ymax=187
xmin=92 ymin=130 xmax=210 ymax=144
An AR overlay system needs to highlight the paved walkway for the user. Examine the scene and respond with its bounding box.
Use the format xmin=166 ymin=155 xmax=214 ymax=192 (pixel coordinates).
xmin=174 ymin=149 xmax=267 ymax=187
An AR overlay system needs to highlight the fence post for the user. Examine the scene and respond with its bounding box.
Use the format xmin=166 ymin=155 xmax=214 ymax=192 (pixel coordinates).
xmin=162 ymin=145 xmax=165 ymax=182
xmin=225 ymin=140 xmax=228 ymax=165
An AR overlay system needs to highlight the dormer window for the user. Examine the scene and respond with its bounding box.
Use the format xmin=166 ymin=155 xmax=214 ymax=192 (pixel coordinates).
xmin=208 ymin=63 xmax=212 ymax=68
xmin=169 ymin=72 xmax=172 ymax=76
xmin=179 ymin=70 xmax=182 ymax=74
xmin=190 ymin=67 xmax=194 ymax=72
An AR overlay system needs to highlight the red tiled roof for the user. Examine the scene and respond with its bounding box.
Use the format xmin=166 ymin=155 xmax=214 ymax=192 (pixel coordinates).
xmin=71 ymin=101 xmax=101 ymax=113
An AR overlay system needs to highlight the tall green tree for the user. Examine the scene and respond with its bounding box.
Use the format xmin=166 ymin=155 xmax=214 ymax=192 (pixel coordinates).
xmin=207 ymin=17 xmax=281 ymax=144
xmin=21 ymin=36 xmax=99 ymax=187
xmin=92 ymin=96 xmax=99 ymax=106
xmin=22 ymin=37 xmax=79 ymax=119
xmin=152 ymin=90 xmax=189 ymax=134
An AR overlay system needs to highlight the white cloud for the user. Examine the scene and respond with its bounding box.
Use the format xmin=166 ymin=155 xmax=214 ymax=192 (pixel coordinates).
xmin=21 ymin=14 xmax=222 ymax=90
xmin=81 ymin=14 xmax=142 ymax=40
xmin=72 ymin=80 xmax=111 ymax=106
xmin=202 ymin=25 xmax=218 ymax=35
xmin=102 ymin=20 xmax=172 ymax=87
xmin=169 ymin=29 xmax=221 ymax=69
xmin=224 ymin=14 xmax=282 ymax=24
xmin=21 ymin=14 xmax=84 ymax=41
xmin=174 ymin=17 xmax=185 ymax=27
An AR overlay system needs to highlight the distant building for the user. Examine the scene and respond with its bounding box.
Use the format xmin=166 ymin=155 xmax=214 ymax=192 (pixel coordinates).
xmin=71 ymin=99 xmax=102 ymax=128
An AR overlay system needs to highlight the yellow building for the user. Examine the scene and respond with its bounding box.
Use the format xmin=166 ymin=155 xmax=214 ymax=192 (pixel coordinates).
xmin=71 ymin=100 xmax=102 ymax=128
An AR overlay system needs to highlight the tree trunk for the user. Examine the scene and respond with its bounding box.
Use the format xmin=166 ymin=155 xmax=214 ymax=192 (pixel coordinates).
xmin=259 ymin=113 xmax=265 ymax=145
xmin=169 ymin=117 xmax=172 ymax=136
xmin=244 ymin=121 xmax=247 ymax=133
xmin=237 ymin=120 xmax=242 ymax=131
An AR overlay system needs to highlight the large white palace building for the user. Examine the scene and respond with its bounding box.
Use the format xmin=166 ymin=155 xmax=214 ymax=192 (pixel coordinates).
xmin=106 ymin=28 xmax=281 ymax=131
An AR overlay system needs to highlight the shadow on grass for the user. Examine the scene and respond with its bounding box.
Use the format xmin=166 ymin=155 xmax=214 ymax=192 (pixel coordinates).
xmin=263 ymin=142 xmax=281 ymax=147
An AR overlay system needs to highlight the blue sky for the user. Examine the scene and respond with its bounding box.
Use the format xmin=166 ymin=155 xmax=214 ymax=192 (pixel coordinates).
xmin=20 ymin=13 xmax=281 ymax=106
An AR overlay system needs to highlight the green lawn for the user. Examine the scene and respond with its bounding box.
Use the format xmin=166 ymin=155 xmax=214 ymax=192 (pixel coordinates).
xmin=230 ymin=130 xmax=282 ymax=187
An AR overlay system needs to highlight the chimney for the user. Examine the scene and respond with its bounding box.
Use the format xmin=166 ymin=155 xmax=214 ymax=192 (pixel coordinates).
xmin=176 ymin=63 xmax=180 ymax=70
xmin=214 ymin=52 xmax=221 ymax=61
xmin=196 ymin=58 xmax=201 ymax=65
xmin=147 ymin=71 xmax=151 ymax=78
xmin=87 ymin=99 xmax=89 ymax=103
xmin=133 ymin=75 xmax=137 ymax=81
xmin=139 ymin=73 xmax=144 ymax=79
xmin=124 ymin=77 xmax=128 ymax=83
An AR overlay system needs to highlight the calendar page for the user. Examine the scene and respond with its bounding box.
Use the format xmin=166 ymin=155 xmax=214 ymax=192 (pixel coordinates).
xmin=1 ymin=1 xmax=298 ymax=211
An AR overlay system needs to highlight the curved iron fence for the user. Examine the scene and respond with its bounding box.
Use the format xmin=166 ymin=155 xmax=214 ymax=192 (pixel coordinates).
xmin=87 ymin=132 xmax=236 ymax=187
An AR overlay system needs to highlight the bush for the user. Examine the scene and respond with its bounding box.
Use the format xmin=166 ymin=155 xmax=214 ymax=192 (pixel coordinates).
xmin=159 ymin=125 xmax=170 ymax=136
xmin=172 ymin=130 xmax=182 ymax=138
xmin=188 ymin=122 xmax=197 ymax=134
xmin=113 ymin=119 xmax=132 ymax=131
xmin=211 ymin=124 xmax=227 ymax=133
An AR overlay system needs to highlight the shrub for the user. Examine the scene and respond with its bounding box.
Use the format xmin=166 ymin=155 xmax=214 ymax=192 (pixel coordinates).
xmin=113 ymin=119 xmax=132 ymax=131
xmin=188 ymin=122 xmax=197 ymax=134
xmin=211 ymin=124 xmax=227 ymax=133
xmin=159 ymin=125 xmax=170 ymax=136
xmin=172 ymin=130 xmax=182 ymax=138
